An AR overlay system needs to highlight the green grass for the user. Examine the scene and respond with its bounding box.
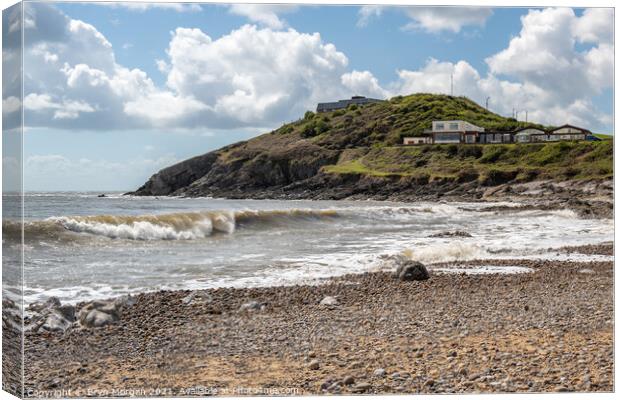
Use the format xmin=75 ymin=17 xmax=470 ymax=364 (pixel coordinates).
xmin=594 ymin=133 xmax=613 ymax=140
xmin=322 ymin=141 xmax=613 ymax=183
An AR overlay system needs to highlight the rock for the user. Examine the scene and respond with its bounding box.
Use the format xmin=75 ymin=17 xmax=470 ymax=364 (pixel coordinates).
xmin=429 ymin=230 xmax=472 ymax=238
xmin=424 ymin=378 xmax=435 ymax=387
xmin=308 ymin=360 xmax=320 ymax=370
xmin=307 ymin=351 xmax=316 ymax=358
xmin=26 ymin=297 xmax=76 ymax=333
xmin=352 ymin=382 xmax=371 ymax=393
xmin=319 ymin=296 xmax=339 ymax=306
xmin=114 ymin=295 xmax=137 ymax=309
xmin=393 ymin=260 xmax=430 ymax=281
xmin=78 ymin=300 xmax=120 ymax=328
xmin=373 ymin=368 xmax=386 ymax=377
xmin=239 ymin=301 xmax=264 ymax=312
xmin=578 ymin=269 xmax=595 ymax=274
xmin=342 ymin=376 xmax=355 ymax=385
xmin=182 ymin=292 xmax=213 ymax=305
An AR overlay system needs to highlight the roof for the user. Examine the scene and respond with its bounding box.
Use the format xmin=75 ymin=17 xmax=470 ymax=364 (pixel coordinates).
xmin=513 ymin=127 xmax=546 ymax=134
xmin=549 ymin=124 xmax=592 ymax=134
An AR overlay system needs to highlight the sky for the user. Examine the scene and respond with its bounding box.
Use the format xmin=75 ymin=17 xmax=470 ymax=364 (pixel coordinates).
xmin=1 ymin=2 xmax=614 ymax=191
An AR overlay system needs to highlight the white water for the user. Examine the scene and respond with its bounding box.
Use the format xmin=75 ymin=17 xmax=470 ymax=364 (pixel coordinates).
xmin=3 ymin=193 xmax=613 ymax=304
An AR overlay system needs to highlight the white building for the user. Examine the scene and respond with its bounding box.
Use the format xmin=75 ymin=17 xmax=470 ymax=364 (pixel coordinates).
xmin=431 ymin=120 xmax=485 ymax=144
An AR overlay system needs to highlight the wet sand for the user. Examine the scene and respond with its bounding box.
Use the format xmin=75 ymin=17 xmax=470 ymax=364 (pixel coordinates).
xmin=23 ymin=244 xmax=613 ymax=396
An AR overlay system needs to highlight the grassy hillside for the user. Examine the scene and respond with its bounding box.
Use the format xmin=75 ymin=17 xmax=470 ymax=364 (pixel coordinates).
xmin=270 ymin=93 xmax=547 ymax=147
xmin=323 ymin=141 xmax=613 ymax=184
xmin=135 ymin=93 xmax=613 ymax=197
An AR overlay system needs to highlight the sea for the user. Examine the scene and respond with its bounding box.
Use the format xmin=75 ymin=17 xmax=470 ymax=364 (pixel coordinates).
xmin=1 ymin=192 xmax=614 ymax=305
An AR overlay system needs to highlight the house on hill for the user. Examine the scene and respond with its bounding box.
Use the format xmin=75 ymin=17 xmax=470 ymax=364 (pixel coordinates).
xmin=547 ymin=124 xmax=591 ymax=141
xmin=514 ymin=127 xmax=547 ymax=143
xmin=402 ymin=120 xmax=593 ymax=145
xmin=316 ymin=96 xmax=384 ymax=112
xmin=430 ymin=120 xmax=485 ymax=144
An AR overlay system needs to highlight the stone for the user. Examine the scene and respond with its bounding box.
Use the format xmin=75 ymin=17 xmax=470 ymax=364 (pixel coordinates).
xmin=578 ymin=269 xmax=595 ymax=274
xmin=26 ymin=297 xmax=76 ymax=333
xmin=319 ymin=296 xmax=339 ymax=306
xmin=308 ymin=360 xmax=320 ymax=370
xmin=352 ymin=382 xmax=371 ymax=393
xmin=342 ymin=376 xmax=355 ymax=385
xmin=239 ymin=301 xmax=264 ymax=312
xmin=78 ymin=300 xmax=120 ymax=328
xmin=182 ymin=292 xmax=213 ymax=306
xmin=373 ymin=368 xmax=386 ymax=377
xmin=394 ymin=260 xmax=429 ymax=281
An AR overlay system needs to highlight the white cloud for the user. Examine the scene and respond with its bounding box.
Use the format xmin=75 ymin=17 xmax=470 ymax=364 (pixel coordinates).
xmin=22 ymin=4 xmax=613 ymax=134
xmin=357 ymin=6 xmax=383 ymax=28
xmin=162 ymin=24 xmax=350 ymax=126
xmin=2 ymin=96 xmax=21 ymax=114
xmin=24 ymin=93 xmax=95 ymax=120
xmin=228 ymin=4 xmax=298 ymax=29
xmin=98 ymin=3 xmax=201 ymax=13
xmin=403 ymin=7 xmax=493 ymax=33
xmin=357 ymin=6 xmax=492 ymax=34
xmin=25 ymin=153 xmax=180 ymax=191
xmin=341 ymin=70 xmax=389 ymax=99
xmin=573 ymin=8 xmax=613 ymax=44
xmin=387 ymin=8 xmax=612 ymax=129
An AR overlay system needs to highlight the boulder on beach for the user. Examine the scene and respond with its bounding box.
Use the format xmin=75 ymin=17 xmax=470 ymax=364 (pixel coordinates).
xmin=77 ymin=296 xmax=136 ymax=328
xmin=26 ymin=297 xmax=76 ymax=333
xmin=393 ymin=260 xmax=430 ymax=281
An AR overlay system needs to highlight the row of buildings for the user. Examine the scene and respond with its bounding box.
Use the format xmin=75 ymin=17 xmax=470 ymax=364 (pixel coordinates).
xmin=316 ymin=96 xmax=385 ymax=112
xmin=403 ymin=120 xmax=599 ymax=145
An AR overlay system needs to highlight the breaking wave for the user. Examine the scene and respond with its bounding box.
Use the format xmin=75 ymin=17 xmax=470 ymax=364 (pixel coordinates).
xmin=4 ymin=209 xmax=340 ymax=242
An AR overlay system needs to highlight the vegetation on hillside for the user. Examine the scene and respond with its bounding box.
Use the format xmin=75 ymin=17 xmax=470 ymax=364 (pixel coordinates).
xmin=323 ymin=141 xmax=613 ymax=184
xmin=271 ymin=93 xmax=549 ymax=146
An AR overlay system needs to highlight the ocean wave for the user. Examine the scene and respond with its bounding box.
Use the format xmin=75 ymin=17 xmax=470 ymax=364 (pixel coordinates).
xmin=4 ymin=208 xmax=341 ymax=242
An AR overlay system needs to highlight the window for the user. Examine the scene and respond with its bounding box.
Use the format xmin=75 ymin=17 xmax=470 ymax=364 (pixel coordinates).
xmin=449 ymin=123 xmax=459 ymax=130
xmin=435 ymin=132 xmax=461 ymax=143
xmin=435 ymin=123 xmax=444 ymax=130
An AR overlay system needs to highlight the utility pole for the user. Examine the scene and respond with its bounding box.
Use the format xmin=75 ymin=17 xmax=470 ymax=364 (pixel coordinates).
xmin=525 ymin=111 xmax=528 ymax=123
xmin=485 ymin=96 xmax=490 ymax=109
xmin=450 ymin=73 xmax=453 ymax=96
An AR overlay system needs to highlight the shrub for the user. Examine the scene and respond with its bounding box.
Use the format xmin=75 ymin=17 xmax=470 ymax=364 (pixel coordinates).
xmin=457 ymin=145 xmax=482 ymax=159
xmin=304 ymin=111 xmax=315 ymax=120
xmin=480 ymin=146 xmax=507 ymax=163
xmin=480 ymin=168 xmax=519 ymax=186
xmin=445 ymin=144 xmax=458 ymax=157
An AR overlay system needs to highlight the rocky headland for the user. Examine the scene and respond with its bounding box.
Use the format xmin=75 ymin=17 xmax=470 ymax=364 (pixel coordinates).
xmin=128 ymin=95 xmax=613 ymax=217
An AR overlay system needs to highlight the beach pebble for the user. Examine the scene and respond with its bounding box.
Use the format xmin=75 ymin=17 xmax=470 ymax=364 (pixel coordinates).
xmin=578 ymin=269 xmax=595 ymax=274
xmin=352 ymin=382 xmax=371 ymax=393
xmin=308 ymin=360 xmax=320 ymax=370
xmin=239 ymin=301 xmax=264 ymax=312
xmin=319 ymin=296 xmax=339 ymax=306
xmin=342 ymin=376 xmax=355 ymax=385
xmin=373 ymin=368 xmax=386 ymax=377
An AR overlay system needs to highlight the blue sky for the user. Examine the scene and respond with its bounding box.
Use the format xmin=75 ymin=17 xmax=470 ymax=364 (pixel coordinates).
xmin=3 ymin=2 xmax=613 ymax=191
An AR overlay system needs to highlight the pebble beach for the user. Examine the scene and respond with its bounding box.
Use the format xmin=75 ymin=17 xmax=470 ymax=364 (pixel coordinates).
xmin=22 ymin=243 xmax=613 ymax=396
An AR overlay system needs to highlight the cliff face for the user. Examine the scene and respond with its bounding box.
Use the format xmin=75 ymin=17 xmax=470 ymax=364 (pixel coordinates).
xmin=129 ymin=94 xmax=613 ymax=206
